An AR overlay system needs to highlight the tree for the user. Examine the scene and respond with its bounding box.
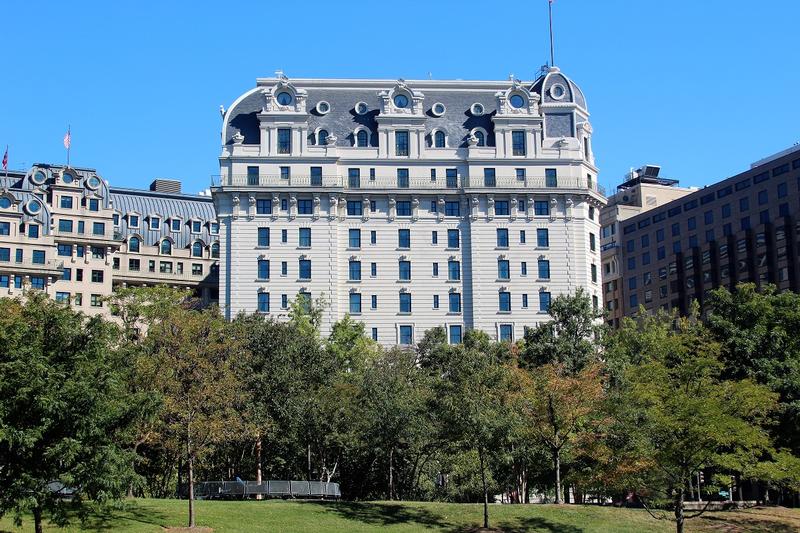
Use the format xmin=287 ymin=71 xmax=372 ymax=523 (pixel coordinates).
xmin=0 ymin=294 xmax=145 ymax=533
xmin=515 ymin=363 xmax=606 ymax=504
xmin=521 ymin=288 xmax=603 ymax=374
xmin=143 ymin=303 xmax=245 ymax=528
xmin=430 ymin=330 xmax=513 ymax=529
xmin=615 ymin=314 xmax=777 ymax=533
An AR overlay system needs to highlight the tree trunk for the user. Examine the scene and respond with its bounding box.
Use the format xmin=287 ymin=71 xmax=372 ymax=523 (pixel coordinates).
xmin=478 ymin=447 xmax=489 ymax=529
xmin=307 ymin=443 xmax=312 ymax=482
xmin=33 ymin=504 xmax=43 ymax=533
xmin=674 ymin=488 xmax=685 ymax=533
xmin=553 ymin=448 xmax=563 ymax=504
xmin=255 ymin=435 xmax=263 ymax=500
xmin=736 ymin=474 xmax=743 ymax=502
xmin=388 ymin=447 xmax=394 ymax=501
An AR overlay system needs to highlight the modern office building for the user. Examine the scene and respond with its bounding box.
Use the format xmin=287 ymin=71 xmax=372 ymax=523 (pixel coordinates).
xmin=615 ymin=145 xmax=800 ymax=318
xmin=213 ymin=69 xmax=606 ymax=345
xmin=0 ymin=164 xmax=219 ymax=315
xmin=600 ymin=165 xmax=694 ymax=327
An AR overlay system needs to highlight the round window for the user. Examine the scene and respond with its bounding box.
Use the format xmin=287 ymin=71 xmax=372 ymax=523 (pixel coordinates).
xmin=432 ymin=102 xmax=446 ymax=116
xmin=471 ymin=103 xmax=484 ymax=116
xmin=31 ymin=170 xmax=46 ymax=185
xmin=276 ymin=91 xmax=293 ymax=105
xmin=550 ymin=84 xmax=566 ymax=99
xmin=62 ymin=171 xmax=74 ymax=184
xmin=316 ymin=101 xmax=330 ymax=114
xmin=393 ymin=94 xmax=409 ymax=108
xmin=26 ymin=199 xmax=41 ymax=214
xmin=0 ymin=197 xmax=11 ymax=209
xmin=509 ymin=94 xmax=525 ymax=108
xmin=86 ymin=176 xmax=101 ymax=190
xmin=355 ymin=102 xmax=368 ymax=115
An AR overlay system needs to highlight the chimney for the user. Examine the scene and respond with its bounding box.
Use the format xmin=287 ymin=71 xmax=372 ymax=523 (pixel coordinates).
xmin=149 ymin=179 xmax=181 ymax=194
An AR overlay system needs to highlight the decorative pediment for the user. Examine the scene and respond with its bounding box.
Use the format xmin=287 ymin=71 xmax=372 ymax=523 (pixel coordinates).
xmin=495 ymin=83 xmax=541 ymax=116
xmin=378 ymin=80 xmax=425 ymax=115
xmin=262 ymin=79 xmax=308 ymax=113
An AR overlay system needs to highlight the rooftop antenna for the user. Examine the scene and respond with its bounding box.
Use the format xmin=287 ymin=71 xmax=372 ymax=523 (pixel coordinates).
xmin=548 ymin=0 xmax=556 ymax=67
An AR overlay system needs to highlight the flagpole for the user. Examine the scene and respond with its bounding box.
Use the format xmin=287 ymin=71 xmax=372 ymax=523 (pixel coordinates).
xmin=66 ymin=125 xmax=71 ymax=168
xmin=548 ymin=0 xmax=555 ymax=67
xmin=4 ymin=145 xmax=7 ymax=178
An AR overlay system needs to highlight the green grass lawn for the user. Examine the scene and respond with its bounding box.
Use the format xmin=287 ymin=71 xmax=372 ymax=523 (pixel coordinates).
xmin=1 ymin=498 xmax=798 ymax=533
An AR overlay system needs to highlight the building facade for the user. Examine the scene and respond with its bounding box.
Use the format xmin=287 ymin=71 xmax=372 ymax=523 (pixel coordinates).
xmin=0 ymin=164 xmax=219 ymax=314
xmin=615 ymin=145 xmax=800 ymax=318
xmin=213 ymin=69 xmax=606 ymax=345
xmin=599 ymin=165 xmax=694 ymax=327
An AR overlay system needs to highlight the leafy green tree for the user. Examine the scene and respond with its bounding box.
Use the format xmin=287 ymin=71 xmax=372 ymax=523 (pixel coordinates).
xmin=614 ymin=314 xmax=777 ymax=533
xmin=706 ymin=283 xmax=800 ymax=454
xmin=0 ymin=294 xmax=146 ymax=533
xmin=430 ymin=330 xmax=513 ymax=529
xmin=143 ymin=303 xmax=245 ymax=528
xmin=521 ymin=288 xmax=604 ymax=374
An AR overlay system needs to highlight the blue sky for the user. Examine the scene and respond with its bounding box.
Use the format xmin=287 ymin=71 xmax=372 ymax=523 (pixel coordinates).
xmin=2 ymin=0 xmax=798 ymax=194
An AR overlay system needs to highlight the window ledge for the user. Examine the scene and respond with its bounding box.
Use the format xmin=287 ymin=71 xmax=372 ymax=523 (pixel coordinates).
xmin=498 ymin=311 xmax=512 ymax=315
xmin=255 ymin=278 xmax=270 ymax=282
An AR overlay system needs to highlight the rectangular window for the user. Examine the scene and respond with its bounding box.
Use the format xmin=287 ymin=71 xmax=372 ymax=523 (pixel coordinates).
xmin=247 ymin=166 xmax=260 ymax=186
xmin=538 ymin=259 xmax=550 ymax=279
xmin=57 ymin=243 xmax=73 ymax=256
xmin=499 ymin=324 xmax=513 ymax=342
xmin=277 ymin=128 xmax=291 ymax=154
xmin=497 ymin=228 xmax=509 ymax=247
xmin=159 ymin=261 xmax=173 ymax=273
xmin=258 ymin=292 xmax=270 ymax=313
xmin=299 ymin=259 xmax=311 ymax=280
xmin=397 ymin=168 xmax=409 ymax=188
xmin=191 ymin=263 xmax=202 ymax=276
xmin=28 ymin=224 xmax=39 ymax=238
xmin=297 ymin=199 xmax=313 ymax=214
xmin=299 ymin=228 xmax=311 ymax=247
xmin=484 ymin=168 xmax=496 ymax=187
xmin=591 ymin=263 xmax=598 ymax=282
xmin=395 ymin=130 xmax=409 ymax=156
xmin=512 ymin=130 xmax=526 ymax=156
xmin=346 ymin=200 xmax=363 ymax=216
xmin=522 ymin=294 xmax=529 ymax=308
xmin=92 ymin=246 xmax=104 ymax=259
xmin=349 ymin=229 xmax=361 ymax=248
xmin=447 ymin=229 xmax=459 ymax=248
xmin=449 ymin=325 xmax=462 ymax=345
xmin=499 ymin=291 xmax=511 ymax=312
xmin=258 ymin=227 xmax=270 ymax=247
xmin=0 ymin=247 xmax=9 ymax=261
xmin=758 ymin=189 xmax=768 ymax=205
xmin=446 ymin=168 xmax=458 ymax=188
xmin=398 ymin=229 xmax=410 ymax=248
xmin=91 ymin=269 xmax=104 ymax=283
xmin=540 ymin=291 xmax=551 ymax=312
xmin=258 ymin=259 xmax=269 ymax=280
xmin=256 ymin=199 xmax=272 ymax=214
xmin=370 ymin=230 xmax=377 ymax=245
xmin=688 ymin=217 xmax=696 ymax=230
xmin=349 ymin=260 xmax=361 ymax=281
xmin=281 ymin=261 xmax=287 ymax=276
xmin=349 ymin=293 xmax=362 ymax=314
xmin=191 ymin=220 xmax=201 ymax=233
xmin=89 ymin=199 xmax=99 ymax=212
xmin=521 ymin=261 xmax=528 ymax=276
xmin=445 ymin=201 xmax=460 ymax=216
xmin=516 ymin=168 xmax=526 ymax=181
xmin=433 ymin=262 xmax=439 ymax=277
xmin=397 ymin=201 xmax=411 ymax=216
xmin=778 ymin=182 xmax=788 ymax=198
xmin=281 ymin=294 xmax=288 ymax=309
xmin=348 ymin=168 xmax=361 ymax=188
xmin=60 ymin=196 xmax=73 ymax=209
xmin=399 ymin=325 xmax=413 ymax=345
xmin=399 ymin=260 xmax=411 ymax=280
xmin=448 ymin=260 xmax=460 ymax=281
xmin=590 ymin=233 xmax=596 ymax=251
xmin=371 ymin=262 xmax=377 ymax=277
xmin=520 ymin=230 xmax=526 ymax=244
xmin=280 ymin=166 xmax=290 ymax=180
xmin=740 ymin=197 xmax=749 ymax=211
xmin=399 ymin=293 xmax=412 ymax=313
xmin=310 ymin=166 xmax=322 ymax=186
xmin=498 ymin=259 xmax=510 ymax=280
xmin=371 ymin=295 xmax=377 ymax=309
xmin=58 ymin=219 xmax=72 ymax=233
xmin=433 ymin=294 xmax=439 ymax=309
xmin=431 ymin=231 xmax=438 ymax=245
xmin=672 ymin=222 xmax=680 ymax=236
xmin=495 ymin=200 xmax=509 ymax=216
xmin=77 ymin=221 xmax=84 ymax=234
xmin=449 ymin=293 xmax=462 ymax=313
xmin=537 ymin=228 xmax=549 ymax=247
xmin=171 ymin=219 xmax=182 ymax=231
xmin=534 ymin=200 xmax=549 ymax=216
xmin=62 ymin=267 xmax=72 ymax=280
xmin=545 ymin=168 xmax=558 ymax=187
xmin=32 ymin=250 xmax=45 ymax=264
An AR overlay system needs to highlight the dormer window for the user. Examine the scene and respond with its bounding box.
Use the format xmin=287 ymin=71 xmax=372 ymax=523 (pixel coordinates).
xmin=474 ymin=130 xmax=486 ymax=147
xmin=129 ymin=236 xmax=140 ymax=253
xmin=171 ymin=218 xmax=181 ymax=232
xmin=160 ymin=239 xmax=172 ymax=255
xmin=88 ymin=198 xmax=99 ymax=211
xmin=211 ymin=242 xmax=220 ymax=259
xmin=62 ymin=171 xmax=75 ymax=184
xmin=210 ymin=221 xmax=219 ymax=234
xmin=276 ymin=91 xmax=293 ymax=105
xmin=150 ymin=217 xmax=160 ymax=230
xmin=112 ymin=213 xmax=120 ymax=226
xmin=356 ymin=130 xmax=369 ymax=147
xmin=434 ymin=131 xmax=446 ymax=148
xmin=0 ymin=197 xmax=11 ymax=209
xmin=129 ymin=214 xmax=140 ymax=228
xmin=317 ymin=130 xmax=329 ymax=146
xmin=192 ymin=241 xmax=203 ymax=258
xmin=509 ymin=94 xmax=525 ymax=108
xmin=393 ymin=94 xmax=409 ymax=108
xmin=191 ymin=220 xmax=201 ymax=234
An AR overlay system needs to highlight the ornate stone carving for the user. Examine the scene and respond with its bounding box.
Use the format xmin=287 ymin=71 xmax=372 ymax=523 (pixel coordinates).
xmin=467 ymin=131 xmax=479 ymax=146
xmin=232 ymin=131 xmax=245 ymax=144
xmin=325 ymin=133 xmax=338 ymax=146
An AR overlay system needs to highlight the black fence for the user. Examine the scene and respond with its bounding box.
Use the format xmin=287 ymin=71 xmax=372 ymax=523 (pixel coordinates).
xmin=187 ymin=480 xmax=341 ymax=500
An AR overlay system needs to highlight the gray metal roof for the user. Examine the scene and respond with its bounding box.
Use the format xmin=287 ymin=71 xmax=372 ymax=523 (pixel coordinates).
xmin=110 ymin=188 xmax=217 ymax=249
xmin=225 ymin=73 xmax=589 ymax=148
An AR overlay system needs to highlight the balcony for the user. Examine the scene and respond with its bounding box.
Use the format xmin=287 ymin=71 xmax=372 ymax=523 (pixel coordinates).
xmin=1 ymin=258 xmax=65 ymax=277
xmin=212 ymin=174 xmax=605 ymax=195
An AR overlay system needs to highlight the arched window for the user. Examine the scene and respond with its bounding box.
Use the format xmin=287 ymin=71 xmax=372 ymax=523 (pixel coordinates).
xmin=434 ymin=131 xmax=446 ymax=148
xmin=318 ymin=130 xmax=328 ymax=146
xmin=211 ymin=242 xmax=220 ymax=259
xmin=192 ymin=242 xmax=203 ymax=258
xmin=160 ymin=239 xmax=172 ymax=255
xmin=475 ymin=130 xmax=486 ymax=147
xmin=129 ymin=236 xmax=140 ymax=253
xmin=356 ymin=130 xmax=368 ymax=147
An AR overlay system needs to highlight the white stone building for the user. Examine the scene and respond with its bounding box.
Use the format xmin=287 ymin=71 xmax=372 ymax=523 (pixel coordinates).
xmin=213 ymin=69 xmax=606 ymax=345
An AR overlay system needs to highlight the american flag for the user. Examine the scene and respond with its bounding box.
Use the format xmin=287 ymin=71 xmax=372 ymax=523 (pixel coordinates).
xmin=63 ymin=127 xmax=71 ymax=150
xmin=2 ymin=146 xmax=7 ymax=171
